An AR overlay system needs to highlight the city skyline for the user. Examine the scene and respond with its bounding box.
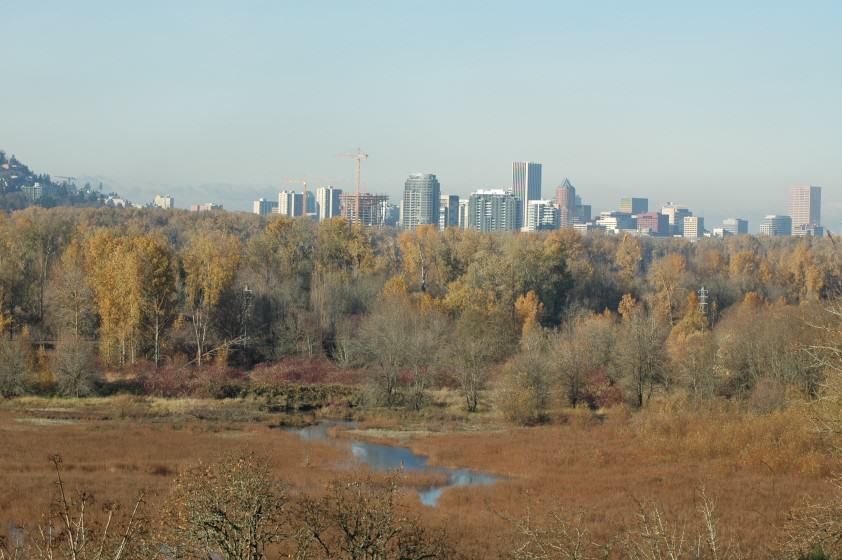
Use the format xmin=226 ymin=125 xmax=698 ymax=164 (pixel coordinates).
xmin=4 ymin=2 xmax=840 ymax=230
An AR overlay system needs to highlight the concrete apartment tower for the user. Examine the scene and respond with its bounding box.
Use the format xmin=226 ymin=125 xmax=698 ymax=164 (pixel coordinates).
xmin=401 ymin=173 xmax=441 ymax=230
xmin=512 ymin=162 xmax=542 ymax=228
xmin=316 ymin=186 xmax=342 ymax=220
xmin=789 ymin=185 xmax=821 ymax=236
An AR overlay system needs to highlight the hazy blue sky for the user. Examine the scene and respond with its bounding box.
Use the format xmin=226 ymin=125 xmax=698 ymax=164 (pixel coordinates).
xmin=4 ymin=1 xmax=842 ymax=229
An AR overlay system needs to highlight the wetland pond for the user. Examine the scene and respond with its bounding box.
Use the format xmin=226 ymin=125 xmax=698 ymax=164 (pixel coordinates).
xmin=287 ymin=421 xmax=502 ymax=506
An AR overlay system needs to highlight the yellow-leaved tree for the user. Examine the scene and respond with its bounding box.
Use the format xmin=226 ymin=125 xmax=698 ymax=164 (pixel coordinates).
xmin=182 ymin=231 xmax=242 ymax=367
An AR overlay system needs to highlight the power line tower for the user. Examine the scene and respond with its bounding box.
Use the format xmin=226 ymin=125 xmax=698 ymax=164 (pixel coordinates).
xmin=698 ymin=285 xmax=709 ymax=322
xmin=338 ymin=148 xmax=368 ymax=224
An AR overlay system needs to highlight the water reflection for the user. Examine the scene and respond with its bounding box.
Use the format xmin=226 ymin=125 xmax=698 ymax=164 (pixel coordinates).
xmin=288 ymin=422 xmax=501 ymax=506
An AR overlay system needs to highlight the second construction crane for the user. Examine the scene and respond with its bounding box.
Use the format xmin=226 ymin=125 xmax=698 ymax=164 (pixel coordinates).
xmin=339 ymin=148 xmax=368 ymax=224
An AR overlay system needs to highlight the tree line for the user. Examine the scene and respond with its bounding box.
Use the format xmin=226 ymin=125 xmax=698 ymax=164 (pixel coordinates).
xmin=0 ymin=206 xmax=840 ymax=413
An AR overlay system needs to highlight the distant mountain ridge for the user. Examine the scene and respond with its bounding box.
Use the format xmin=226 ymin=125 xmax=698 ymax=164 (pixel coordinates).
xmin=0 ymin=150 xmax=128 ymax=210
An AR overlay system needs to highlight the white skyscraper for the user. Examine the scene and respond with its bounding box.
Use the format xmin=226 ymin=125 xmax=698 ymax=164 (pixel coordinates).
xmin=512 ymin=162 xmax=542 ymax=227
xmin=789 ymin=185 xmax=821 ymax=236
xmin=316 ymin=186 xmax=342 ymax=220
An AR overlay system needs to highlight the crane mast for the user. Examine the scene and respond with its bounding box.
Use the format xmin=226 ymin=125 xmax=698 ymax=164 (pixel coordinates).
xmin=339 ymin=148 xmax=368 ymax=224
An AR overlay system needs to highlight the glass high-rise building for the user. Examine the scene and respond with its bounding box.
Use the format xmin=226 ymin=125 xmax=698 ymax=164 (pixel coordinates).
xmin=401 ymin=173 xmax=441 ymax=230
xmin=790 ymin=185 xmax=821 ymax=236
xmin=512 ymin=162 xmax=542 ymax=227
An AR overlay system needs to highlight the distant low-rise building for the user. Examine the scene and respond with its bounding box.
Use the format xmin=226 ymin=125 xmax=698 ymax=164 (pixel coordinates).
xmin=635 ymin=212 xmax=669 ymax=236
xmin=759 ymin=214 xmax=792 ymax=236
xmin=524 ymin=200 xmax=560 ymax=231
xmin=190 ymin=202 xmax=223 ymax=212
xmin=661 ymin=203 xmax=692 ymax=235
xmin=683 ymin=216 xmax=704 ymax=239
xmin=153 ymin=194 xmax=175 ymax=209
xmin=596 ymin=211 xmax=636 ymax=232
xmin=253 ymin=198 xmax=278 ymax=216
xmin=722 ymin=218 xmax=748 ymax=235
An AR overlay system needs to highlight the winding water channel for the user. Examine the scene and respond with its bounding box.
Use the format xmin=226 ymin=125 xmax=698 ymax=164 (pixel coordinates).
xmin=288 ymin=422 xmax=502 ymax=506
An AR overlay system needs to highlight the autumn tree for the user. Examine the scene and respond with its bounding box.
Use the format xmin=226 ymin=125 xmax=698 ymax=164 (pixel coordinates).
xmin=52 ymin=337 xmax=98 ymax=397
xmin=14 ymin=208 xmax=73 ymax=323
xmin=0 ymin=336 xmax=30 ymax=397
xmin=85 ymin=230 xmax=142 ymax=365
xmin=614 ymin=297 xmax=669 ymax=408
xmin=450 ymin=307 xmax=512 ymax=412
xmin=133 ymin=235 xmax=178 ymax=367
xmin=648 ymin=253 xmax=689 ymax=324
xmin=48 ymin=239 xmax=96 ymax=340
xmin=553 ymin=313 xmax=617 ymax=407
xmin=182 ymin=231 xmax=242 ymax=367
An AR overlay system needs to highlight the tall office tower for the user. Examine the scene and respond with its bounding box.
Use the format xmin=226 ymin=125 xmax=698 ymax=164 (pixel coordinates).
xmin=524 ymin=200 xmax=561 ymax=231
xmin=401 ymin=173 xmax=441 ymax=230
xmin=683 ymin=216 xmax=704 ymax=239
xmin=512 ymin=162 xmax=542 ymax=226
xmin=620 ymin=197 xmax=649 ymax=215
xmin=458 ymin=199 xmax=470 ymax=229
xmin=467 ymin=190 xmax=522 ymax=232
xmin=555 ymin=178 xmax=576 ymax=228
xmin=759 ymin=215 xmax=792 ymax=236
xmin=339 ymin=193 xmax=389 ymax=227
xmin=153 ymin=194 xmax=174 ymax=209
xmin=661 ymin=203 xmax=692 ymax=235
xmin=317 ymin=186 xmax=343 ymax=220
xmin=439 ymin=194 xmax=460 ymax=229
xmin=253 ymin=198 xmax=278 ymax=216
xmin=790 ymin=185 xmax=821 ymax=236
xmin=278 ymin=190 xmax=303 ymax=217
xmin=636 ymin=212 xmax=669 ymax=236
xmin=722 ymin=218 xmax=748 ymax=235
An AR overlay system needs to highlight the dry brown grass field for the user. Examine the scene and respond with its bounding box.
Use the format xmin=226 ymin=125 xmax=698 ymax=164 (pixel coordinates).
xmin=0 ymin=395 xmax=835 ymax=558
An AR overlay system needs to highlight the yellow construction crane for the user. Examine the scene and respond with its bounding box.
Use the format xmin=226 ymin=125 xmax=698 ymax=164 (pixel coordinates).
xmin=338 ymin=148 xmax=368 ymax=224
xmin=287 ymin=178 xmax=309 ymax=216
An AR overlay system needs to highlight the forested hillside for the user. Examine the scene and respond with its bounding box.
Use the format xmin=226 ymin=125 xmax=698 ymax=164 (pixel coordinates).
xmin=0 ymin=151 xmax=116 ymax=210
